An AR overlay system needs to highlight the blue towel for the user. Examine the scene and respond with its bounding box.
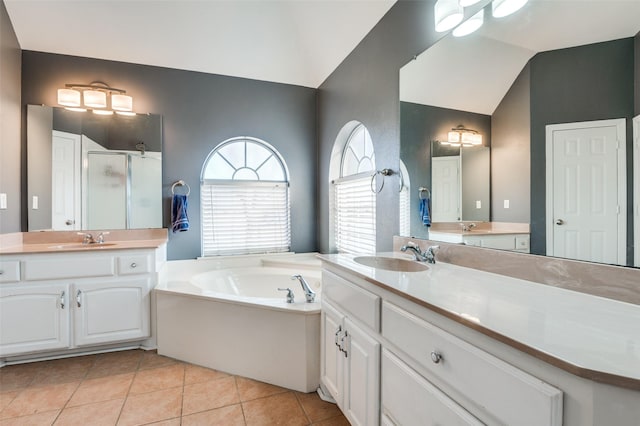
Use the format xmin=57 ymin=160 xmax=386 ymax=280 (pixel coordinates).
xmin=171 ymin=194 xmax=190 ymax=233
xmin=419 ymin=197 xmax=431 ymax=227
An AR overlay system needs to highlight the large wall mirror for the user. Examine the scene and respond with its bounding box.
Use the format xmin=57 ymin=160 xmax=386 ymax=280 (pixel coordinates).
xmin=399 ymin=0 xmax=639 ymax=267
xmin=27 ymin=105 xmax=163 ymax=231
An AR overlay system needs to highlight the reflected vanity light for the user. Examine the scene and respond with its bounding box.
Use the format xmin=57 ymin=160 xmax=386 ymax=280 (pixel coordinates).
xmin=453 ymin=9 xmax=484 ymax=37
xmin=492 ymin=0 xmax=529 ymax=18
xmin=459 ymin=0 xmax=483 ymax=6
xmin=56 ymin=81 xmax=135 ymax=116
xmin=434 ymin=0 xmax=464 ymax=32
xmin=440 ymin=125 xmax=483 ymax=147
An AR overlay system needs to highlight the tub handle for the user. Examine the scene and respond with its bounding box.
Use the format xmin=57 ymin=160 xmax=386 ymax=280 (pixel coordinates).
xmin=277 ymin=288 xmax=295 ymax=303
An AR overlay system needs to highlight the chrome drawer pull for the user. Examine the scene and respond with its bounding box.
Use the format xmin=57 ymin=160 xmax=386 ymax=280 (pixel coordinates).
xmin=335 ymin=326 xmax=343 ymax=347
xmin=430 ymin=351 xmax=443 ymax=364
xmin=60 ymin=291 xmax=65 ymax=309
xmin=76 ymin=290 xmax=82 ymax=308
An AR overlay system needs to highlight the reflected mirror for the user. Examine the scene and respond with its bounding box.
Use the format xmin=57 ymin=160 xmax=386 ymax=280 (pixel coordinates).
xmin=27 ymin=105 xmax=163 ymax=231
xmin=399 ymin=0 xmax=639 ymax=266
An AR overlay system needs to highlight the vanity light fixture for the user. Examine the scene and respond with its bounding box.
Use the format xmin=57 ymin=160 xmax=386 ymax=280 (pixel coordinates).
xmin=434 ymin=0 xmax=464 ymax=32
xmin=492 ymin=0 xmax=529 ymax=18
xmin=441 ymin=125 xmax=483 ymax=147
xmin=453 ymin=9 xmax=484 ymax=37
xmin=56 ymin=81 xmax=135 ymax=116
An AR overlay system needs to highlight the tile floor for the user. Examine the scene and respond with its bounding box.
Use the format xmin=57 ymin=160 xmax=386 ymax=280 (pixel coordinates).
xmin=0 ymin=349 xmax=349 ymax=425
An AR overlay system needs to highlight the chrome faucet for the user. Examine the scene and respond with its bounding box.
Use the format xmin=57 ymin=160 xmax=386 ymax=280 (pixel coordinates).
xmin=291 ymin=275 xmax=316 ymax=303
xmin=400 ymin=242 xmax=440 ymax=264
xmin=77 ymin=231 xmax=109 ymax=244
xmin=460 ymin=222 xmax=477 ymax=232
xmin=96 ymin=232 xmax=109 ymax=244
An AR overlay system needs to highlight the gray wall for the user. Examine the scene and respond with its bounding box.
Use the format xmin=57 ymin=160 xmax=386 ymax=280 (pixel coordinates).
xmin=26 ymin=105 xmax=53 ymax=230
xmin=636 ymin=32 xmax=640 ymax=116
xmin=529 ymin=38 xmax=635 ymax=262
xmin=317 ymin=0 xmax=489 ymax=252
xmin=21 ymin=51 xmax=317 ymax=260
xmin=400 ymin=102 xmax=491 ymax=238
xmin=491 ymin=64 xmax=531 ymax=223
xmin=0 ymin=0 xmax=21 ymax=233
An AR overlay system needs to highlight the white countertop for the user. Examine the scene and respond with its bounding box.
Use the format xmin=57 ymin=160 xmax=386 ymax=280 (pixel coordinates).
xmin=319 ymin=253 xmax=640 ymax=385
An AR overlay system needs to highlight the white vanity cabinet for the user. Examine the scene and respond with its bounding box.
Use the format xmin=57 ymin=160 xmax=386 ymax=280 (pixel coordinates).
xmin=0 ymin=248 xmax=159 ymax=359
xmin=321 ymin=270 xmax=381 ymax=426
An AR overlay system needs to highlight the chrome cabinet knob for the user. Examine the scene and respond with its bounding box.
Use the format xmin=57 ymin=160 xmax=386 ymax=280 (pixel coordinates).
xmin=130 ymin=263 xmax=137 ymax=268
xmin=430 ymin=351 xmax=443 ymax=364
xmin=556 ymin=219 xmax=564 ymax=225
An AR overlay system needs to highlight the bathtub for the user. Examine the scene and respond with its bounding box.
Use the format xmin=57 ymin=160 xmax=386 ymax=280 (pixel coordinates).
xmin=155 ymin=253 xmax=322 ymax=392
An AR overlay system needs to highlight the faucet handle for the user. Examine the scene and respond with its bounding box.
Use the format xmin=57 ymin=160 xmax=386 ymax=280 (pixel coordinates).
xmin=96 ymin=231 xmax=110 ymax=244
xmin=76 ymin=232 xmax=93 ymax=244
xmin=278 ymin=288 xmax=295 ymax=303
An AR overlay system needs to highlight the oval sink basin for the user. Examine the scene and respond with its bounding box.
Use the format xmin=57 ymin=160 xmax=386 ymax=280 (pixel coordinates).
xmin=48 ymin=243 xmax=118 ymax=249
xmin=353 ymin=256 xmax=429 ymax=272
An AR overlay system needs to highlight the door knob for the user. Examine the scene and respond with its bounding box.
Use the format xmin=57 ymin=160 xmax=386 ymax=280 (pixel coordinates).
xmin=65 ymin=219 xmax=75 ymax=225
xmin=556 ymin=219 xmax=564 ymax=225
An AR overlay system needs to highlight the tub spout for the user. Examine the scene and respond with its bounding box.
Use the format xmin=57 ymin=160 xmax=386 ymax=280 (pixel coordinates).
xmin=291 ymin=274 xmax=316 ymax=303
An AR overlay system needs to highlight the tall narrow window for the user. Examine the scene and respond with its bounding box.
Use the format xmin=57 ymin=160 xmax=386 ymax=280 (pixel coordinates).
xmin=399 ymin=160 xmax=410 ymax=236
xmin=201 ymin=137 xmax=290 ymax=256
xmin=333 ymin=124 xmax=376 ymax=254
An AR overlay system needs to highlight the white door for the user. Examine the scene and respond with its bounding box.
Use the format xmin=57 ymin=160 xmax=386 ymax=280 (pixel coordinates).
xmin=74 ymin=279 xmax=150 ymax=347
xmin=320 ymin=301 xmax=345 ymax=407
xmin=51 ymin=131 xmax=81 ymax=230
xmin=344 ymin=317 xmax=380 ymax=426
xmin=432 ymin=156 xmax=461 ymax=222
xmin=546 ymin=119 xmax=626 ymax=265
xmin=0 ymin=283 xmax=70 ymax=356
xmin=634 ymin=115 xmax=639 ymax=267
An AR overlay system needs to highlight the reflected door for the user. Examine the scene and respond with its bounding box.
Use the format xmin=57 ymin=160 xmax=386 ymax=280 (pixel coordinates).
xmin=546 ymin=119 xmax=626 ymax=264
xmin=432 ymin=156 xmax=460 ymax=222
xmin=51 ymin=131 xmax=81 ymax=230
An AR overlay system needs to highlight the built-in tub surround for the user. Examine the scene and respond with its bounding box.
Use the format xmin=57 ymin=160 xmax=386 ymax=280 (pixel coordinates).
xmin=394 ymin=236 xmax=640 ymax=306
xmin=0 ymin=228 xmax=168 ymax=254
xmin=155 ymin=253 xmax=322 ymax=393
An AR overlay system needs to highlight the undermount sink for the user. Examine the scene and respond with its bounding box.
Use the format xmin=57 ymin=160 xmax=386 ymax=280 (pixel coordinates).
xmin=48 ymin=243 xmax=118 ymax=249
xmin=353 ymin=256 xmax=429 ymax=272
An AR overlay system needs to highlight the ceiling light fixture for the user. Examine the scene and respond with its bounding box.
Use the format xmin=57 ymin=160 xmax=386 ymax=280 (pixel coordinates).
xmin=492 ymin=0 xmax=529 ymax=18
xmin=453 ymin=9 xmax=484 ymax=37
xmin=57 ymin=81 xmax=135 ymax=116
xmin=440 ymin=125 xmax=483 ymax=147
xmin=434 ymin=0 xmax=464 ymax=32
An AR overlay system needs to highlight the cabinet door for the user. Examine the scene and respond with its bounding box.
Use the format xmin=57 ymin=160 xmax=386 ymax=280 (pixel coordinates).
xmin=74 ymin=278 xmax=150 ymax=347
xmin=321 ymin=301 xmax=345 ymax=407
xmin=0 ymin=283 xmax=70 ymax=356
xmin=344 ymin=317 xmax=380 ymax=426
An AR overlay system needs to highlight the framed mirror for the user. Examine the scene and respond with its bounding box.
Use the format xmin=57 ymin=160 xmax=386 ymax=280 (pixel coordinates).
xmin=27 ymin=105 xmax=163 ymax=231
xmin=399 ymin=0 xmax=639 ymax=267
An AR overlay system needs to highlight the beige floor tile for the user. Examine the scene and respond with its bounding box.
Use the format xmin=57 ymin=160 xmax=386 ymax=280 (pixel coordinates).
xmin=182 ymin=376 xmax=240 ymax=416
xmin=0 ymin=391 xmax=19 ymax=412
xmin=30 ymin=356 xmax=95 ymax=387
xmin=181 ymin=404 xmax=246 ymax=426
xmin=138 ymin=352 xmax=179 ymax=371
xmin=0 ymin=409 xmax=60 ymax=426
xmin=242 ymin=392 xmax=308 ymax=426
xmin=184 ymin=364 xmax=230 ymax=385
xmin=143 ymin=418 xmax=181 ymax=426
xmin=54 ymin=398 xmax=124 ymax=426
xmin=310 ymin=414 xmax=351 ymax=426
xmin=66 ymin=373 xmax=134 ymax=407
xmin=117 ymin=387 xmax=182 ymax=426
xmin=129 ymin=364 xmax=184 ymax=395
xmin=0 ymin=363 xmax=41 ymax=392
xmin=236 ymin=377 xmax=288 ymax=402
xmin=295 ymin=392 xmax=342 ymax=422
xmin=0 ymin=381 xmax=79 ymax=419
xmin=86 ymin=350 xmax=143 ymax=379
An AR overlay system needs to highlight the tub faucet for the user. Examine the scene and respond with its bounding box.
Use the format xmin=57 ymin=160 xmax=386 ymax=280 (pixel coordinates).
xmin=400 ymin=242 xmax=429 ymax=262
xmin=291 ymin=275 xmax=316 ymax=303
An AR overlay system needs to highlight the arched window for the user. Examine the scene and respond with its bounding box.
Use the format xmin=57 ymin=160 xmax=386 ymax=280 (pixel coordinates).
xmin=332 ymin=123 xmax=376 ymax=254
xmin=201 ymin=137 xmax=290 ymax=256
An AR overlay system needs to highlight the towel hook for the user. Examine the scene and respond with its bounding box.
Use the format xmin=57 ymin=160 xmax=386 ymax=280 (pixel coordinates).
xmin=171 ymin=180 xmax=191 ymax=196
xmin=418 ymin=187 xmax=431 ymax=200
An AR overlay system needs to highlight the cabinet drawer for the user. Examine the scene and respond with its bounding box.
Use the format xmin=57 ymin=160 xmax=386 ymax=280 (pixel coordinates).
xmin=515 ymin=235 xmax=530 ymax=251
xmin=382 ymin=301 xmax=563 ymax=426
xmin=23 ymin=256 xmax=115 ymax=281
xmin=322 ymin=270 xmax=380 ymax=332
xmin=118 ymin=254 xmax=152 ymax=275
xmin=381 ymin=349 xmax=482 ymax=426
xmin=0 ymin=261 xmax=20 ymax=283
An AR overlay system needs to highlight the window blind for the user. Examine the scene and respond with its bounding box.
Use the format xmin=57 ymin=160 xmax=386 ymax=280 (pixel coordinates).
xmin=399 ymin=185 xmax=410 ymax=237
xmin=333 ymin=176 xmax=376 ymax=254
xmin=201 ymin=182 xmax=291 ymax=256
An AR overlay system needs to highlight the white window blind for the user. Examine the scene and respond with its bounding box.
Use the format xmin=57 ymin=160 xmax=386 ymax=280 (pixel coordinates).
xmin=201 ymin=182 xmax=290 ymax=256
xmin=399 ymin=185 xmax=410 ymax=236
xmin=334 ymin=175 xmax=376 ymax=254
